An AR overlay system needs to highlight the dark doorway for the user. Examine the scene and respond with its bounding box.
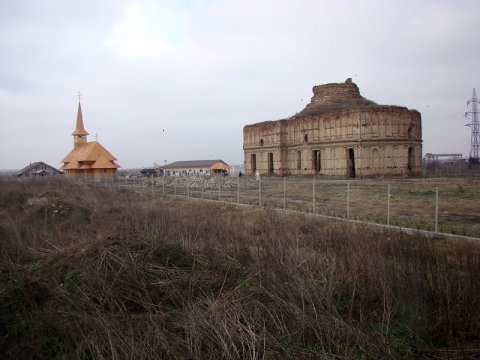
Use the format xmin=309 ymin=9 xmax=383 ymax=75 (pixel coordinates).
xmin=312 ymin=150 xmax=321 ymax=173
xmin=297 ymin=151 xmax=302 ymax=170
xmin=347 ymin=148 xmax=355 ymax=178
xmin=408 ymin=147 xmax=413 ymax=171
xmin=268 ymin=153 xmax=274 ymax=174
xmin=251 ymin=154 xmax=257 ymax=172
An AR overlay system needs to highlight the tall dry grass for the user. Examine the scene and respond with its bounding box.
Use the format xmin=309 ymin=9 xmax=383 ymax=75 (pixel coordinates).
xmin=0 ymin=178 xmax=479 ymax=359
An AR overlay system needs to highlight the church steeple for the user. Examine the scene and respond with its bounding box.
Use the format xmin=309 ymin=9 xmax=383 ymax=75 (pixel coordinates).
xmin=72 ymin=101 xmax=89 ymax=149
xmin=62 ymin=94 xmax=120 ymax=178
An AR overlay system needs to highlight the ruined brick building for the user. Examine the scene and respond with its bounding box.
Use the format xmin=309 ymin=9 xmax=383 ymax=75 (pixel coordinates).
xmin=243 ymin=79 xmax=422 ymax=177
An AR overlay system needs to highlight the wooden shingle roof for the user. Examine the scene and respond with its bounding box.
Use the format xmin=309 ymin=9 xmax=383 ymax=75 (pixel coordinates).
xmin=61 ymin=141 xmax=119 ymax=170
xmin=72 ymin=102 xmax=89 ymax=136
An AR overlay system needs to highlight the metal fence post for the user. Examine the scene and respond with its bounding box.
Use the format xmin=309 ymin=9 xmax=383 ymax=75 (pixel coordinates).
xmin=162 ymin=176 xmax=165 ymax=195
xmin=387 ymin=184 xmax=390 ymax=226
xmin=218 ymin=178 xmax=221 ymax=201
xmin=259 ymin=177 xmax=262 ymax=207
xmin=435 ymin=187 xmax=439 ymax=232
xmin=174 ymin=182 xmax=177 ymax=196
xmin=283 ymin=177 xmax=286 ymax=210
xmin=347 ymin=182 xmax=350 ymax=219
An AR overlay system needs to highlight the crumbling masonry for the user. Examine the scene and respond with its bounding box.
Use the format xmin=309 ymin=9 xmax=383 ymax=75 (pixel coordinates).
xmin=243 ymin=79 xmax=422 ymax=177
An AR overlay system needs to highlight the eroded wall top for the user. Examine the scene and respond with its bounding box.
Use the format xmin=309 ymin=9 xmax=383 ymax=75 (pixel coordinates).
xmin=299 ymin=78 xmax=378 ymax=116
xmin=244 ymin=79 xmax=420 ymax=131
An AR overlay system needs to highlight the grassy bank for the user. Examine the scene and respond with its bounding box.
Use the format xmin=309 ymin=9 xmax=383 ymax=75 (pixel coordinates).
xmin=1 ymin=179 xmax=479 ymax=359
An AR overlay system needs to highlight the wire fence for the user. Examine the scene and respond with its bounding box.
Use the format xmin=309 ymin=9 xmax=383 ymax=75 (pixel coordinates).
xmin=108 ymin=175 xmax=479 ymax=239
xmin=6 ymin=174 xmax=480 ymax=239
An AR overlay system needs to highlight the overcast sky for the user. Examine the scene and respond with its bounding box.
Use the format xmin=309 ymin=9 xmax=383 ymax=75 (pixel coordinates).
xmin=1 ymin=0 xmax=479 ymax=170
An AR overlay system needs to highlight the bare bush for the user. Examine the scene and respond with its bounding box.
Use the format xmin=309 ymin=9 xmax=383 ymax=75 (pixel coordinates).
xmin=0 ymin=178 xmax=479 ymax=359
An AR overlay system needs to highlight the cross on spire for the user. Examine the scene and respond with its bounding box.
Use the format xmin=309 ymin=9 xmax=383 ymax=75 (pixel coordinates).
xmin=77 ymin=91 xmax=82 ymax=102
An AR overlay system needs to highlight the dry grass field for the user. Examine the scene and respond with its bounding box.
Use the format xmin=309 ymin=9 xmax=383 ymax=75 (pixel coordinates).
xmin=133 ymin=176 xmax=480 ymax=238
xmin=1 ymin=178 xmax=479 ymax=359
xmin=247 ymin=177 xmax=480 ymax=238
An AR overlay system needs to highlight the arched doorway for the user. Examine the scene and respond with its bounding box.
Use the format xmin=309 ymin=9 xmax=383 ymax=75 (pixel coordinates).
xmin=312 ymin=150 xmax=321 ymax=173
xmin=347 ymin=148 xmax=355 ymax=178
xmin=408 ymin=147 xmax=413 ymax=171
xmin=251 ymin=154 xmax=257 ymax=172
xmin=268 ymin=153 xmax=274 ymax=174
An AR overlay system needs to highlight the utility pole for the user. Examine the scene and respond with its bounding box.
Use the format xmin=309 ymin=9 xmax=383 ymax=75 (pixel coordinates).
xmin=465 ymin=88 xmax=480 ymax=160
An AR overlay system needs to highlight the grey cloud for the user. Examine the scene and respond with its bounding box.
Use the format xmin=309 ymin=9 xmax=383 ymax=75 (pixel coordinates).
xmin=1 ymin=0 xmax=479 ymax=169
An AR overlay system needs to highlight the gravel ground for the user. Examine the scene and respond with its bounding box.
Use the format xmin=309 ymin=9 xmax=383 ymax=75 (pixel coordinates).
xmin=150 ymin=176 xmax=259 ymax=190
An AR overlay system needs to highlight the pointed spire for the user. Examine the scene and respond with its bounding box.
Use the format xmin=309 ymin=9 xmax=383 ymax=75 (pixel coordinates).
xmin=72 ymin=101 xmax=89 ymax=136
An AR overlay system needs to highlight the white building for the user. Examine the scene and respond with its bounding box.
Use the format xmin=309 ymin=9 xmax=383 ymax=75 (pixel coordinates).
xmin=160 ymin=160 xmax=230 ymax=177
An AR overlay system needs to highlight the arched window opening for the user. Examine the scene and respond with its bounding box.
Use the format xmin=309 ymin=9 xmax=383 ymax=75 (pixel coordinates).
xmin=408 ymin=124 xmax=414 ymax=139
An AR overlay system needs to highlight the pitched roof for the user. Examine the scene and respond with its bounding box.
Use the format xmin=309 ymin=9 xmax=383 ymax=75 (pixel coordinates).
xmin=90 ymin=156 xmax=120 ymax=169
xmin=72 ymin=102 xmax=89 ymax=136
xmin=62 ymin=141 xmax=117 ymax=162
xmin=160 ymin=160 xmax=229 ymax=169
xmin=210 ymin=162 xmax=229 ymax=170
xmin=61 ymin=141 xmax=119 ymax=170
xmin=16 ymin=162 xmax=63 ymax=176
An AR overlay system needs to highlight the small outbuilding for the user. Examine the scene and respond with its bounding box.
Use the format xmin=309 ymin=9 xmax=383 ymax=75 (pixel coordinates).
xmin=16 ymin=162 xmax=63 ymax=178
xmin=160 ymin=160 xmax=230 ymax=176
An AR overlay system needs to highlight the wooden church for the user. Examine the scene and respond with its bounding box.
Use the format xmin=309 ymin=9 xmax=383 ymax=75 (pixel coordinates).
xmin=61 ymin=101 xmax=119 ymax=179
